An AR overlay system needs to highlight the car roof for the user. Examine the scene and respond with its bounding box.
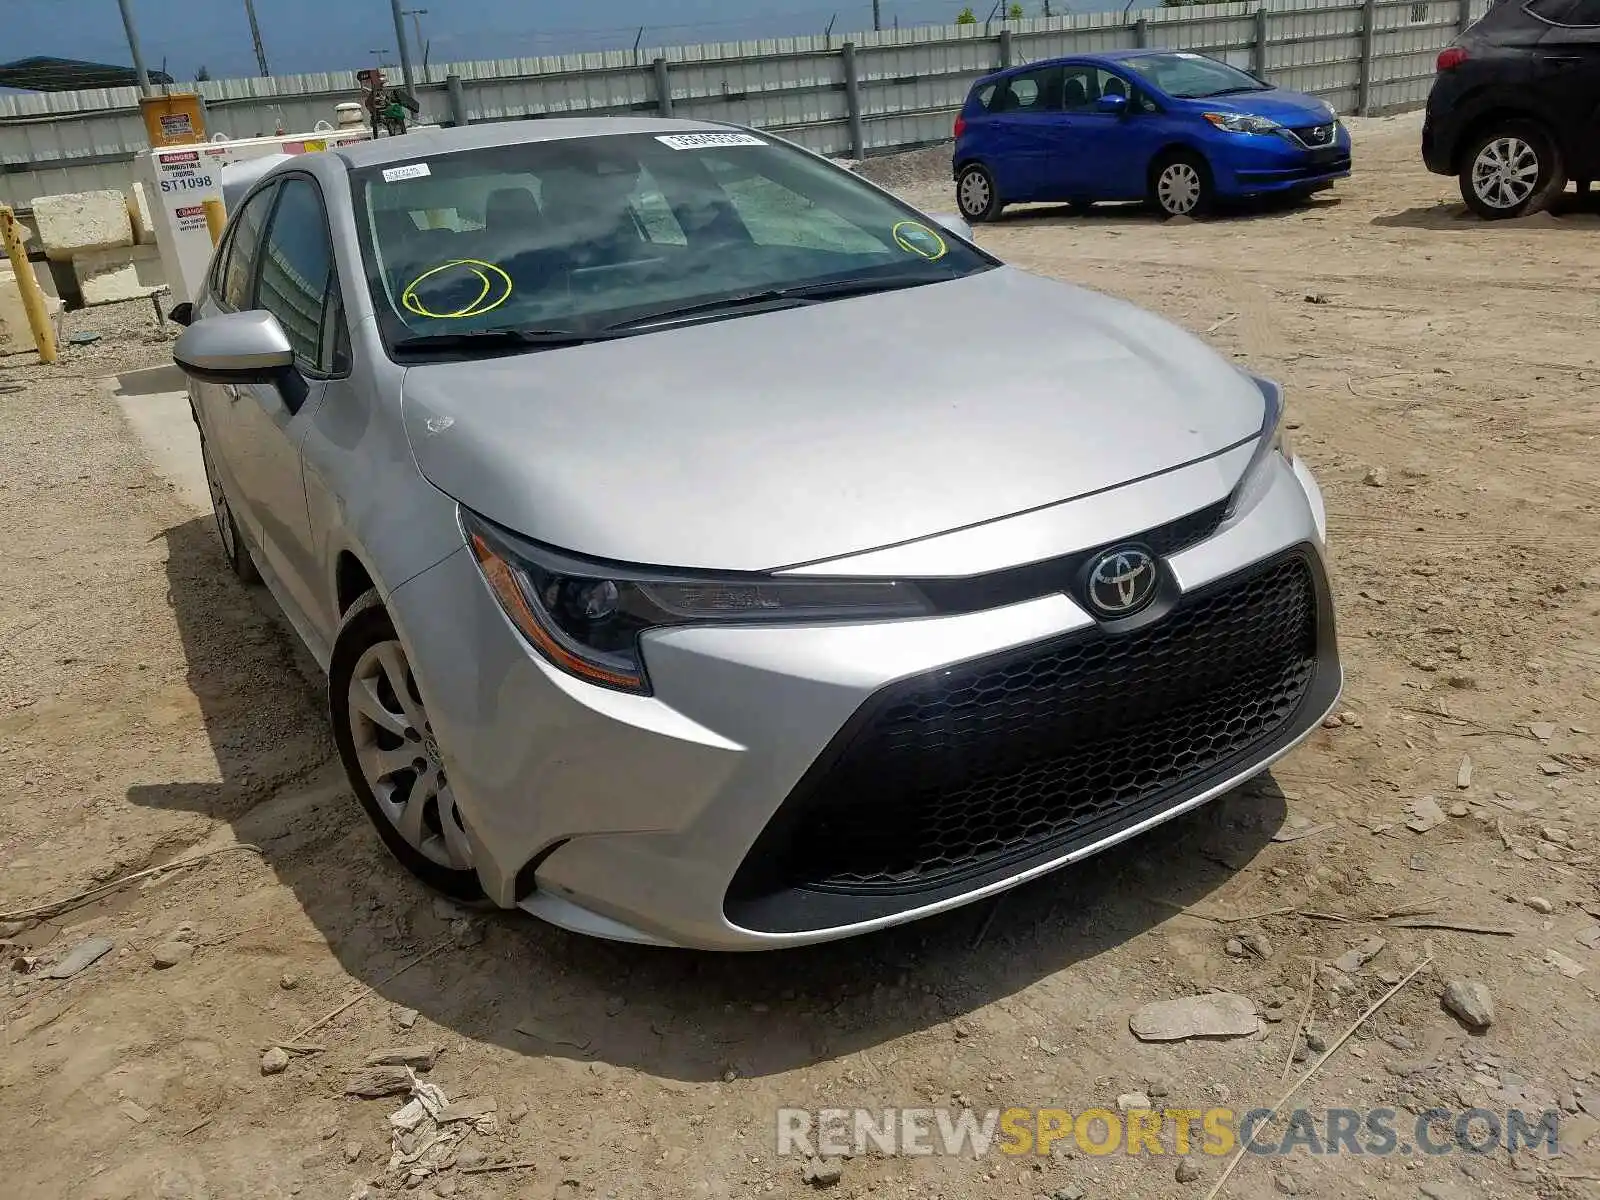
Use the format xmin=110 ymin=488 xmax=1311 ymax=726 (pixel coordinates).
xmin=333 ymin=116 xmax=745 ymax=170
xmin=974 ymin=47 xmax=1193 ymax=84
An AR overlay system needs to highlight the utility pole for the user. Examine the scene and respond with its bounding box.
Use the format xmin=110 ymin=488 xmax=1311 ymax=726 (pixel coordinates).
xmin=872 ymin=0 xmax=881 ymax=30
xmin=244 ymin=0 xmax=271 ymax=76
xmin=389 ymin=0 xmax=416 ymax=96
xmin=403 ymin=9 xmax=429 ymax=81
xmin=116 ymin=0 xmax=153 ymax=95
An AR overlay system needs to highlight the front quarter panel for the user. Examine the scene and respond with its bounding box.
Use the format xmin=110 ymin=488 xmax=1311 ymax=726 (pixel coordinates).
xmin=300 ymin=320 xmax=465 ymax=654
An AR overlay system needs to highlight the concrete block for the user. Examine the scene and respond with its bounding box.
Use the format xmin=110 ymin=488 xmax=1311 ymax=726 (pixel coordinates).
xmin=73 ymin=244 xmax=165 ymax=305
xmin=32 ymin=188 xmax=134 ymax=262
xmin=0 ymin=266 xmax=63 ymax=350
xmin=127 ymin=181 xmax=156 ymax=244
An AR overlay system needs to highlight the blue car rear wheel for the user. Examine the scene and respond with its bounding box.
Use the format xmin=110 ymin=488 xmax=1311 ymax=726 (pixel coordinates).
xmin=956 ymin=163 xmax=1002 ymax=222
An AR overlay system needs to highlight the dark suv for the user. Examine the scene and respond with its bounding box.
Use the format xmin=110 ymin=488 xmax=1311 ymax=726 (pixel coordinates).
xmin=1423 ymin=0 xmax=1600 ymax=218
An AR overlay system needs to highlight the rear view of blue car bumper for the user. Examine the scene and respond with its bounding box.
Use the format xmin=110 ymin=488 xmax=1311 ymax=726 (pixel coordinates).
xmin=1210 ymin=125 xmax=1353 ymax=197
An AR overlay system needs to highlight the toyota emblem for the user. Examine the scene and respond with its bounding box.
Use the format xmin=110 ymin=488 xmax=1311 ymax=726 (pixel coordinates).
xmin=1085 ymin=547 xmax=1158 ymax=618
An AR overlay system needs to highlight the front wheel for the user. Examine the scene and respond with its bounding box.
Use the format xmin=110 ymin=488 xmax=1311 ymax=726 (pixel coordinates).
xmin=956 ymin=163 xmax=1002 ymax=222
xmin=330 ymin=591 xmax=485 ymax=901
xmin=1150 ymin=151 xmax=1212 ymax=218
xmin=1459 ymin=120 xmax=1564 ymax=220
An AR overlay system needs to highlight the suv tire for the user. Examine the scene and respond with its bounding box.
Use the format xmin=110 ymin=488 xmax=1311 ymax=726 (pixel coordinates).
xmin=1459 ymin=119 xmax=1565 ymax=220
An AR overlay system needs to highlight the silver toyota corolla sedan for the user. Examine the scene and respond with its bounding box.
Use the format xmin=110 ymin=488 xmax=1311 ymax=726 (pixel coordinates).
xmin=171 ymin=117 xmax=1339 ymax=951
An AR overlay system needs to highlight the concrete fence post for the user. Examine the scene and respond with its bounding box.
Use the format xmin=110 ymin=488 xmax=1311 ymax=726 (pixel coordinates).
xmin=1135 ymin=17 xmax=1150 ymax=48
xmin=1358 ymin=0 xmax=1376 ymax=115
xmin=653 ymin=56 xmax=673 ymax=117
xmin=445 ymin=73 xmax=468 ymax=128
xmin=842 ymin=42 xmax=865 ymax=160
xmin=1254 ymin=7 xmax=1269 ymax=77
xmin=998 ymin=28 xmax=1013 ymax=67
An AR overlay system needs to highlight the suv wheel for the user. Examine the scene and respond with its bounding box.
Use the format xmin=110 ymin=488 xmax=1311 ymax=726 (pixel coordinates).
xmin=956 ymin=163 xmax=1001 ymax=222
xmin=330 ymin=591 xmax=485 ymax=900
xmin=1460 ymin=120 xmax=1565 ymax=219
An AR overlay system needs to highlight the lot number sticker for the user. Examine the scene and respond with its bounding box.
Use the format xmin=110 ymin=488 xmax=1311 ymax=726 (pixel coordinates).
xmin=655 ymin=132 xmax=766 ymax=150
xmin=382 ymin=162 xmax=432 ymax=182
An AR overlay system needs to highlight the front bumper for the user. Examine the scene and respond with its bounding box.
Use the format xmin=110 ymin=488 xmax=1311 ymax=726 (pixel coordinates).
xmin=389 ymin=452 xmax=1339 ymax=950
xmin=1213 ymin=125 xmax=1353 ymax=196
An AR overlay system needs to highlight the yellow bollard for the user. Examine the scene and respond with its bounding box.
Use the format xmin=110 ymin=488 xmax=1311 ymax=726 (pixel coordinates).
xmin=203 ymin=198 xmax=227 ymax=246
xmin=0 ymin=205 xmax=58 ymax=365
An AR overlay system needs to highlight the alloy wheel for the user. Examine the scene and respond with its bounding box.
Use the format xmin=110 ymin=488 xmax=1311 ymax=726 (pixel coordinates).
xmin=958 ymin=169 xmax=991 ymax=219
xmin=1471 ymin=137 xmax=1539 ymax=210
xmin=1157 ymin=162 xmax=1202 ymax=215
xmin=348 ymin=638 xmax=474 ymax=871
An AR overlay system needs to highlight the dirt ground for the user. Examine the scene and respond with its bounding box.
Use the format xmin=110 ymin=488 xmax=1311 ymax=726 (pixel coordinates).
xmin=4 ymin=110 xmax=1600 ymax=1200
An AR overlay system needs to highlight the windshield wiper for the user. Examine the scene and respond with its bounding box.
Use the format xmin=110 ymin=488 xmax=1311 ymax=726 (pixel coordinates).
xmin=601 ymin=273 xmax=945 ymax=332
xmin=1198 ymin=84 xmax=1270 ymax=97
xmin=392 ymin=327 xmax=608 ymax=354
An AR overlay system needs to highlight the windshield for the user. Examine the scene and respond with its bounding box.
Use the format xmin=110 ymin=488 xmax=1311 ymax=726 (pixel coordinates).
xmin=1122 ymin=53 xmax=1269 ymax=99
xmin=350 ymin=130 xmax=994 ymax=355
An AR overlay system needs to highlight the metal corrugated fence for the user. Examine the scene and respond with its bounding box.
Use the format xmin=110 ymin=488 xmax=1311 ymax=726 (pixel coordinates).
xmin=0 ymin=0 xmax=1491 ymax=209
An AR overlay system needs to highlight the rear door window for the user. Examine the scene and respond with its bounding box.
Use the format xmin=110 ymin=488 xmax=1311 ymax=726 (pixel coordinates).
xmin=220 ymin=184 xmax=277 ymax=312
xmin=1528 ymin=0 xmax=1600 ymax=21
xmin=992 ymin=66 xmax=1064 ymax=113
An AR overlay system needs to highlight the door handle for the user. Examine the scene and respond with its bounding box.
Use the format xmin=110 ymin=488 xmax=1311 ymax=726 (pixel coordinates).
xmin=1541 ymin=54 xmax=1582 ymax=65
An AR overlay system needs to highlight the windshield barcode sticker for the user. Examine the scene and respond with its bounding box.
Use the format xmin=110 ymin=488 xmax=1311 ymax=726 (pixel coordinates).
xmin=655 ymin=132 xmax=766 ymax=150
xmin=382 ymin=162 xmax=431 ymax=182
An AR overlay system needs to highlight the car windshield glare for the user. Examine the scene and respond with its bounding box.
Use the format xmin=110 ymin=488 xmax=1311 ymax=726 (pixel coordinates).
xmin=1123 ymin=53 xmax=1268 ymax=98
xmin=351 ymin=130 xmax=992 ymax=352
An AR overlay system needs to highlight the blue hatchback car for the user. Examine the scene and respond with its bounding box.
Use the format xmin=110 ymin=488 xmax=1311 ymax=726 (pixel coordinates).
xmin=952 ymin=50 xmax=1353 ymax=220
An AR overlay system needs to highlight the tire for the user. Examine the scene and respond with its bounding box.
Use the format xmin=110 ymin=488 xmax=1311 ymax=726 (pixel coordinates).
xmin=1149 ymin=150 xmax=1213 ymax=218
xmin=199 ymin=435 xmax=259 ymax=584
xmin=330 ymin=590 xmax=485 ymax=901
xmin=955 ymin=163 xmax=1002 ymax=222
xmin=1458 ymin=119 xmax=1565 ymax=220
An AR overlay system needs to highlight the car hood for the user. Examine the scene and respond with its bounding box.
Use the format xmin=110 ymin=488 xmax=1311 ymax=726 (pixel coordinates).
xmin=1187 ymin=87 xmax=1335 ymax=126
xmin=401 ymin=266 xmax=1265 ymax=573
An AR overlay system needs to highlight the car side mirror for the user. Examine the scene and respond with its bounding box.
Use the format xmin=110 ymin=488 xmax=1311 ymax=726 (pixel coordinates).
xmin=926 ymin=212 xmax=975 ymax=242
xmin=174 ymin=310 xmax=307 ymax=409
xmin=1096 ymin=94 xmax=1129 ymax=116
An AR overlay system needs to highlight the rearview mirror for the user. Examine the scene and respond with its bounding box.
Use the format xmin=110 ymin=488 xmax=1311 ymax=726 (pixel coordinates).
xmin=1096 ymin=93 xmax=1129 ymax=115
xmin=174 ymin=310 xmax=308 ymax=410
xmin=926 ymin=212 xmax=975 ymax=242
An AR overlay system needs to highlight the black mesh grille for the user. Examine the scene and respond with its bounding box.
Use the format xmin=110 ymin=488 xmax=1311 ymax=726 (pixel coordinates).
xmin=731 ymin=554 xmax=1319 ymax=902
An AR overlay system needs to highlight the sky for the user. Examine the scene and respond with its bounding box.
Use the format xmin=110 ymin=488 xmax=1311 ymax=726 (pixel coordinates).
xmin=6 ymin=0 xmax=1044 ymax=82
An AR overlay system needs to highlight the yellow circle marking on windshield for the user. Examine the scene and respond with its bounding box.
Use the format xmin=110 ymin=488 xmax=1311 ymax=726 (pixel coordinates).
xmin=892 ymin=220 xmax=947 ymax=261
xmin=401 ymin=259 xmax=513 ymax=319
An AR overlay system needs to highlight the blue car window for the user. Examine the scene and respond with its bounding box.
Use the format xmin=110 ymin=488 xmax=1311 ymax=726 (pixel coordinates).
xmin=1061 ymin=66 xmax=1097 ymax=111
xmin=993 ymin=67 xmax=1063 ymax=113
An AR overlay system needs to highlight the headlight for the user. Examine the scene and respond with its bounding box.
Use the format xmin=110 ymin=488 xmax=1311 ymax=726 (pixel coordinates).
xmin=1203 ymin=111 xmax=1282 ymax=135
xmin=462 ymin=510 xmax=932 ymax=694
xmin=1224 ymin=373 xmax=1293 ymax=521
